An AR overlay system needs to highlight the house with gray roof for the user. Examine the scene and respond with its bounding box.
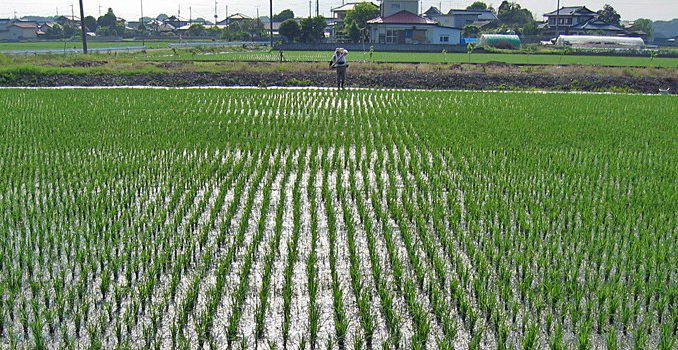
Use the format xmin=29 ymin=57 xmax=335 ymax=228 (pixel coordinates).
xmin=540 ymin=6 xmax=626 ymax=36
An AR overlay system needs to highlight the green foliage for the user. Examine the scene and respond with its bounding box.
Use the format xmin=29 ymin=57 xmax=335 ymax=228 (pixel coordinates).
xmin=279 ymin=19 xmax=301 ymax=42
xmin=464 ymin=25 xmax=482 ymax=38
xmin=97 ymin=8 xmax=118 ymax=28
xmin=347 ymin=22 xmax=362 ymax=43
xmin=467 ymin=1 xmax=489 ymax=11
xmin=0 ymin=88 xmax=675 ymax=350
xmin=300 ymin=16 xmax=326 ymax=43
xmin=344 ymin=2 xmax=379 ymax=29
xmin=272 ymin=9 xmax=295 ymax=22
xmin=497 ymin=1 xmax=534 ymax=27
xmin=630 ymin=18 xmax=654 ymax=38
xmin=597 ymin=4 xmax=621 ymax=26
xmin=83 ymin=16 xmax=98 ymax=32
xmin=187 ymin=24 xmax=206 ymax=37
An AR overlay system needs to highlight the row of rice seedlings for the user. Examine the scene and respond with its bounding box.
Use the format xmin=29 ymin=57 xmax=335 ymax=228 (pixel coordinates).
xmin=305 ymin=149 xmax=322 ymax=348
xmin=254 ymin=151 xmax=294 ymax=341
xmin=281 ymin=148 xmax=308 ymax=348
xmin=337 ymin=162 xmax=376 ymax=349
xmin=352 ymin=155 xmax=403 ymax=348
xmin=321 ymin=153 xmax=350 ymax=349
xmin=194 ymin=149 xmax=273 ymax=348
xmin=225 ymin=151 xmax=282 ymax=347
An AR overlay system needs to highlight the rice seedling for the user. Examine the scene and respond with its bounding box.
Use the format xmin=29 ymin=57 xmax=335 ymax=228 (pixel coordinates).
xmin=0 ymin=88 xmax=674 ymax=349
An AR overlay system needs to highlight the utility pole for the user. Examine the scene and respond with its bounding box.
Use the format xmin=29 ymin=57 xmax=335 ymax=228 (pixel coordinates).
xmin=214 ymin=0 xmax=218 ymax=24
xmin=98 ymin=4 xmax=101 ymax=17
xmin=269 ymin=0 xmax=273 ymax=46
xmin=178 ymin=4 xmax=181 ymax=18
xmin=71 ymin=4 xmax=74 ymax=21
xmin=225 ymin=5 xmax=228 ymax=19
xmin=141 ymin=0 xmax=144 ymax=28
xmin=78 ymin=0 xmax=88 ymax=54
xmin=309 ymin=0 xmax=311 ymax=18
xmin=189 ymin=6 xmax=192 ymax=24
xmin=316 ymin=0 xmax=319 ymax=17
xmin=256 ymin=7 xmax=259 ymax=19
xmin=555 ymin=0 xmax=560 ymax=38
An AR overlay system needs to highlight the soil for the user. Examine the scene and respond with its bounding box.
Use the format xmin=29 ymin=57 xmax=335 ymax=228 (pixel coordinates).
xmin=1 ymin=66 xmax=676 ymax=94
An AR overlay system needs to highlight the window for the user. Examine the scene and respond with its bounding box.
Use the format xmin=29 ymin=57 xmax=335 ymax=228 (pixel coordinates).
xmin=391 ymin=3 xmax=400 ymax=9
xmin=386 ymin=29 xmax=396 ymax=43
xmin=440 ymin=35 xmax=449 ymax=43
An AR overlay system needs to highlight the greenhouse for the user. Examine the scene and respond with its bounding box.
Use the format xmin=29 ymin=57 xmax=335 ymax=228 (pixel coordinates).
xmin=478 ymin=34 xmax=521 ymax=49
xmin=555 ymin=35 xmax=645 ymax=50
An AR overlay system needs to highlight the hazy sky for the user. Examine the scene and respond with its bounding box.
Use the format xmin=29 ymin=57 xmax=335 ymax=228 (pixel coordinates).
xmin=2 ymin=0 xmax=677 ymax=22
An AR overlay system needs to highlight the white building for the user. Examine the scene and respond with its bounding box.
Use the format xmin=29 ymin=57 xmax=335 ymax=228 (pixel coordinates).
xmin=366 ymin=0 xmax=462 ymax=45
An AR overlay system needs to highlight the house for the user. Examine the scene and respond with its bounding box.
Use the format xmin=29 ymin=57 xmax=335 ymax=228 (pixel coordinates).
xmin=216 ymin=13 xmax=251 ymax=25
xmin=0 ymin=22 xmax=38 ymax=40
xmin=380 ymin=0 xmax=418 ymax=18
xmin=424 ymin=8 xmax=498 ymax=28
xmin=331 ymin=2 xmax=378 ymax=23
xmin=367 ymin=10 xmax=461 ymax=44
xmin=541 ymin=6 xmax=626 ymax=36
xmin=571 ymin=18 xmax=626 ymax=35
xmin=543 ymin=6 xmax=598 ymax=29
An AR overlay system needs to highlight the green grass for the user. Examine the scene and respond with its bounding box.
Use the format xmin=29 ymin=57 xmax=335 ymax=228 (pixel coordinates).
xmin=147 ymin=49 xmax=678 ymax=67
xmin=0 ymin=88 xmax=675 ymax=349
xmin=0 ymin=40 xmax=177 ymax=51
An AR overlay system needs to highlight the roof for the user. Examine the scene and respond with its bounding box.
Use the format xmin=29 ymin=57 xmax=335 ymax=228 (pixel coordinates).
xmin=447 ymin=9 xmax=497 ymax=21
xmin=573 ymin=19 xmax=625 ymax=32
xmin=368 ymin=10 xmax=437 ymax=25
xmin=11 ymin=23 xmax=37 ymax=29
xmin=227 ymin=13 xmax=251 ymax=20
xmin=544 ymin=6 xmax=598 ymax=17
xmin=424 ymin=6 xmax=442 ymax=16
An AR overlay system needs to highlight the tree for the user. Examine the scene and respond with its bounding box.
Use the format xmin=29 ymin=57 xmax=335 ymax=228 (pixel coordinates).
xmin=272 ymin=9 xmax=295 ymax=22
xmin=347 ymin=22 xmax=361 ymax=42
xmin=497 ymin=1 xmax=533 ymax=27
xmin=279 ymin=19 xmax=300 ymax=41
xmin=521 ymin=20 xmax=538 ymax=35
xmin=630 ymin=18 xmax=654 ymax=39
xmin=466 ymin=2 xmax=488 ymax=11
xmin=97 ymin=8 xmax=118 ymax=28
xmin=83 ymin=16 xmax=97 ymax=32
xmin=156 ymin=14 xmax=169 ymax=21
xmin=45 ymin=24 xmax=64 ymax=38
xmin=463 ymin=24 xmax=481 ymax=38
xmin=344 ymin=2 xmax=379 ymax=30
xmin=187 ymin=24 xmax=206 ymax=36
xmin=597 ymin=4 xmax=620 ymax=26
xmin=300 ymin=16 xmax=326 ymax=43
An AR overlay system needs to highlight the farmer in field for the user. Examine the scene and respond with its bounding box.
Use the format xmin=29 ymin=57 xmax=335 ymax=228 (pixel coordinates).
xmin=329 ymin=48 xmax=349 ymax=90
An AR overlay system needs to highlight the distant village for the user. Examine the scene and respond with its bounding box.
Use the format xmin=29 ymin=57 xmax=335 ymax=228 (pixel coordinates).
xmin=1 ymin=1 xmax=675 ymax=49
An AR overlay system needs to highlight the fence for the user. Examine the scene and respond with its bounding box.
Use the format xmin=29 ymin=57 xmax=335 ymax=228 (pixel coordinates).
xmin=275 ymin=43 xmax=468 ymax=53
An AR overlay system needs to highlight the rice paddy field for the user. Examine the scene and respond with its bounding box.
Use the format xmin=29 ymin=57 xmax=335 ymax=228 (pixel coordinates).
xmin=0 ymin=88 xmax=676 ymax=350
xmin=148 ymin=50 xmax=678 ymax=68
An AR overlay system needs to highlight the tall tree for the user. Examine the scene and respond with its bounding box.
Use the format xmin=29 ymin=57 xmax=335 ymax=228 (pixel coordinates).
xmin=97 ymin=8 xmax=117 ymax=27
xmin=497 ymin=1 xmax=533 ymax=27
xmin=272 ymin=9 xmax=295 ymax=22
xmin=83 ymin=15 xmax=97 ymax=32
xmin=466 ymin=2 xmax=488 ymax=11
xmin=597 ymin=4 xmax=621 ymax=25
xmin=278 ymin=19 xmax=300 ymax=41
xmin=300 ymin=16 xmax=326 ymax=43
xmin=630 ymin=18 xmax=654 ymax=38
xmin=344 ymin=2 xmax=379 ymax=30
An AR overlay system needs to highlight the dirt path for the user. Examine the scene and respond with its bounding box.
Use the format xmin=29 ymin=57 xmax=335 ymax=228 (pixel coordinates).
xmin=1 ymin=69 xmax=676 ymax=94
